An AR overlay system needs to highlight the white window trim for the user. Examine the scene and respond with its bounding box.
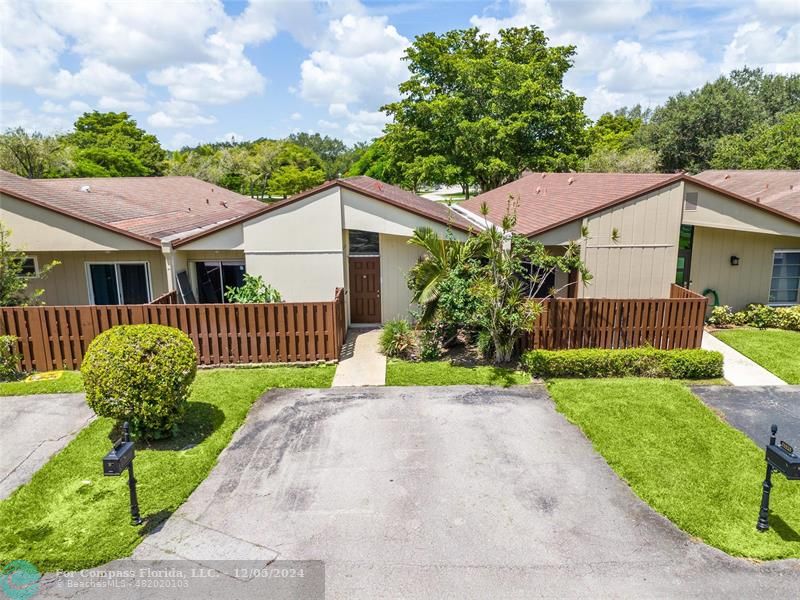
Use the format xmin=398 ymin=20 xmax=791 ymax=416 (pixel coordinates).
xmin=21 ymin=256 xmax=39 ymax=278
xmin=768 ymin=249 xmax=800 ymax=306
xmin=189 ymin=259 xmax=246 ymax=304
xmin=85 ymin=261 xmax=152 ymax=305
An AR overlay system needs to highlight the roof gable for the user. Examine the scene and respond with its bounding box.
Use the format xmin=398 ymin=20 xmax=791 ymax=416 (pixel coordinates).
xmin=693 ymin=170 xmax=800 ymax=219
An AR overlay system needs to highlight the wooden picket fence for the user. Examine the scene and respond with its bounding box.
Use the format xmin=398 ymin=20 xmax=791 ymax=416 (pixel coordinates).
xmin=524 ymin=284 xmax=708 ymax=350
xmin=0 ymin=288 xmax=347 ymax=372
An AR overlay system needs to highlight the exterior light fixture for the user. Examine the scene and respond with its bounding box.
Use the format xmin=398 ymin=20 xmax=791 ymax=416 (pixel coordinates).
xmin=730 ymin=256 xmax=740 ymax=266
xmin=102 ymin=421 xmax=142 ymax=525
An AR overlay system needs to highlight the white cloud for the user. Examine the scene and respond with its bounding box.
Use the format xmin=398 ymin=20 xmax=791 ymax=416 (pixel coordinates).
xmin=598 ymin=40 xmax=709 ymax=94
xmin=224 ymin=0 xmax=319 ymax=47
xmin=147 ymin=100 xmax=217 ymax=128
xmin=33 ymin=0 xmax=225 ymax=71
xmin=0 ymin=0 xmax=64 ymax=86
xmin=290 ymin=112 xmax=303 ymax=121
xmin=168 ymin=132 xmax=199 ymax=150
xmin=147 ymin=33 xmax=265 ymax=104
xmin=722 ymin=21 xmax=800 ymax=74
xmin=298 ymin=14 xmax=409 ymax=108
xmin=326 ymin=104 xmax=388 ymax=142
xmin=41 ymin=100 xmax=92 ymax=114
xmin=35 ymin=58 xmax=147 ymax=102
xmin=0 ymin=100 xmax=71 ymax=133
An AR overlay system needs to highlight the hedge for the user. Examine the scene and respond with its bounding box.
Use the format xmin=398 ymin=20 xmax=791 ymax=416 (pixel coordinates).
xmin=522 ymin=348 xmax=724 ymax=379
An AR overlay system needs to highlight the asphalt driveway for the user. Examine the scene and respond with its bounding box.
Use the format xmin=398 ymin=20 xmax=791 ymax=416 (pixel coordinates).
xmin=693 ymin=385 xmax=800 ymax=447
xmin=0 ymin=393 xmax=93 ymax=499
xmin=94 ymin=385 xmax=799 ymax=598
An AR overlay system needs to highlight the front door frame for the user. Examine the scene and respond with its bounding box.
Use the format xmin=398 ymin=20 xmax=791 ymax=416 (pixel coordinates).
xmin=348 ymin=255 xmax=382 ymax=324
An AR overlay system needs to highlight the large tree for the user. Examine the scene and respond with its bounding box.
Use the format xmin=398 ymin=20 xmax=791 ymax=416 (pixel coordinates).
xmin=0 ymin=128 xmax=69 ymax=178
xmin=382 ymin=26 xmax=588 ymax=195
xmin=287 ymin=132 xmax=362 ymax=179
xmin=644 ymin=68 xmax=800 ymax=172
xmin=65 ymin=111 xmax=167 ymax=177
xmin=711 ymin=112 xmax=800 ymax=170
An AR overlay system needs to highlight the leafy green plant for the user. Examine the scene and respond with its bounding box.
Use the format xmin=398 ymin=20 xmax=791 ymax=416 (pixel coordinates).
xmin=379 ymin=320 xmax=416 ymax=359
xmin=706 ymin=305 xmax=734 ymax=327
xmin=224 ymin=274 xmax=282 ymax=303
xmin=417 ymin=328 xmax=443 ymax=361
xmin=81 ymin=325 xmax=198 ymax=439
xmin=522 ymin=348 xmax=723 ymax=379
xmin=0 ymin=335 xmax=20 ymax=381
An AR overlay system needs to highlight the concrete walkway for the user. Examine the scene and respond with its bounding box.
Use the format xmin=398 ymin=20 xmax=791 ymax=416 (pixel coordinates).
xmin=332 ymin=328 xmax=386 ymax=387
xmin=0 ymin=393 xmax=93 ymax=499
xmin=44 ymin=385 xmax=796 ymax=599
xmin=702 ymin=331 xmax=787 ymax=386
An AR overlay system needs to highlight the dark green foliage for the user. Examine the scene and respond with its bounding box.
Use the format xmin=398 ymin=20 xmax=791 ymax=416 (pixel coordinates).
xmin=65 ymin=112 xmax=167 ymax=176
xmin=224 ymin=274 xmax=282 ymax=303
xmin=522 ymin=348 xmax=723 ymax=379
xmin=379 ymin=319 xmax=416 ymax=359
xmin=711 ymin=111 xmax=800 ymax=169
xmin=382 ymin=26 xmax=588 ymax=193
xmin=0 ymin=335 xmax=20 ymax=381
xmin=81 ymin=325 xmax=197 ymax=439
xmin=417 ymin=328 xmax=443 ymax=361
xmin=288 ymin=132 xmax=365 ymax=179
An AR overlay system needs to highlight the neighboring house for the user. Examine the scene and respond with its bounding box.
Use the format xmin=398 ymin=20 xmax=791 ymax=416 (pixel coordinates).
xmin=0 ymin=170 xmax=470 ymax=325
xmin=458 ymin=171 xmax=800 ymax=309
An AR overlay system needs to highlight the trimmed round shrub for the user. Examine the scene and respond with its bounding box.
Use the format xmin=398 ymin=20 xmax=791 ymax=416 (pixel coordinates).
xmin=81 ymin=325 xmax=197 ymax=439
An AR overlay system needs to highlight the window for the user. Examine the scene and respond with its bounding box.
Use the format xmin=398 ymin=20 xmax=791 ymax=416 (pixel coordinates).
xmin=87 ymin=263 xmax=151 ymax=304
xmin=769 ymin=251 xmax=800 ymax=305
xmin=684 ymin=192 xmax=698 ymax=212
xmin=194 ymin=261 xmax=245 ymax=303
xmin=20 ymin=257 xmax=38 ymax=277
xmin=348 ymin=230 xmax=379 ymax=255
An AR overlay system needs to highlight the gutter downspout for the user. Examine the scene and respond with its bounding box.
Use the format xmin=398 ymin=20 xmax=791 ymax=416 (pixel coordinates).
xmin=161 ymin=241 xmax=177 ymax=294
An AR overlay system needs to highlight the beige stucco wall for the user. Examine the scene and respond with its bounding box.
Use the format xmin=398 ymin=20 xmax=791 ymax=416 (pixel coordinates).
xmin=241 ymin=188 xmax=345 ymax=302
xmin=379 ymin=233 xmax=425 ymax=322
xmin=689 ymin=227 xmax=800 ymax=310
xmin=0 ymin=192 xmax=155 ymax=252
xmin=175 ymin=224 xmax=245 ymax=251
xmin=581 ymin=182 xmax=683 ymax=298
xmin=27 ymin=250 xmax=167 ymax=305
xmin=683 ymin=182 xmax=800 ymax=237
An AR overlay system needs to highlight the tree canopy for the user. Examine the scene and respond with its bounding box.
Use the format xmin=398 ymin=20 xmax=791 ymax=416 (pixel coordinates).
xmin=381 ymin=26 xmax=588 ymax=194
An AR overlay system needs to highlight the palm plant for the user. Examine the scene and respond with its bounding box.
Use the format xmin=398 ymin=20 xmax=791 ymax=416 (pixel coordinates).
xmin=407 ymin=226 xmax=478 ymax=324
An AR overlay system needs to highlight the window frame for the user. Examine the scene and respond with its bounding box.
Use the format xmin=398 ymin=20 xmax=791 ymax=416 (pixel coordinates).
xmin=347 ymin=230 xmax=380 ymax=257
xmin=20 ymin=256 xmax=39 ymax=278
xmin=190 ymin=259 xmax=246 ymax=304
xmin=85 ymin=261 xmax=153 ymax=305
xmin=768 ymin=249 xmax=800 ymax=306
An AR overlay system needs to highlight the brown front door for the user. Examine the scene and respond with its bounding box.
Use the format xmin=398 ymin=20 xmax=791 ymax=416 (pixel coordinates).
xmin=349 ymin=257 xmax=381 ymax=323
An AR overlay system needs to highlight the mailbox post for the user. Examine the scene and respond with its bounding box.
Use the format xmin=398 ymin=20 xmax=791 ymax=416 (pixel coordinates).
xmin=102 ymin=422 xmax=142 ymax=525
xmin=757 ymin=424 xmax=800 ymax=532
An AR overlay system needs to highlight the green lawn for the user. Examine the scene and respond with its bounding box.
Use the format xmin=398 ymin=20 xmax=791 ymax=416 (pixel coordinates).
xmin=548 ymin=378 xmax=800 ymax=560
xmin=0 ymin=365 xmax=335 ymax=571
xmin=386 ymin=359 xmax=530 ymax=386
xmin=0 ymin=371 xmax=84 ymax=396
xmin=713 ymin=329 xmax=800 ymax=384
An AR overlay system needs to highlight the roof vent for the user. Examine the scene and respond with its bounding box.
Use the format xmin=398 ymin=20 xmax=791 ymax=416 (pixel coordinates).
xmin=206 ymin=198 xmax=210 ymax=204
xmin=220 ymin=201 xmax=228 ymax=208
xmin=541 ymin=173 xmax=546 ymax=178
xmin=536 ymin=186 xmax=541 ymax=194
xmin=724 ymin=174 xmax=730 ymax=179
xmin=568 ymin=176 xmax=575 ymax=185
xmin=80 ymin=185 xmax=91 ymax=193
xmin=756 ymin=197 xmax=760 ymax=202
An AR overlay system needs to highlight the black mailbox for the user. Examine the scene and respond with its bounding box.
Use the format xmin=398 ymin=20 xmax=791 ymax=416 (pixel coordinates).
xmin=757 ymin=424 xmax=799 ymax=531
xmin=102 ymin=439 xmax=135 ymax=476
xmin=766 ymin=439 xmax=800 ymax=480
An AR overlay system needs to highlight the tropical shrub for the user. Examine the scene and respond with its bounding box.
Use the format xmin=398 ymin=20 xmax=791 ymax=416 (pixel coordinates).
xmin=522 ymin=348 xmax=723 ymax=379
xmin=224 ymin=274 xmax=282 ymax=303
xmin=379 ymin=319 xmax=416 ymax=359
xmin=706 ymin=305 xmax=734 ymax=327
xmin=0 ymin=335 xmax=20 ymax=381
xmin=417 ymin=327 xmax=443 ymax=361
xmin=81 ymin=325 xmax=197 ymax=439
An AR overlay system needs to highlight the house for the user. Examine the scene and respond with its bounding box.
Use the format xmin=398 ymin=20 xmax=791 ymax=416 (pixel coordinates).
xmin=458 ymin=171 xmax=800 ymax=309
xmin=0 ymin=170 xmax=470 ymax=324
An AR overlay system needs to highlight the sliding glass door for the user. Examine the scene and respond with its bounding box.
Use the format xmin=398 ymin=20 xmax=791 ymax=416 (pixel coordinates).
xmin=87 ymin=263 xmax=151 ymax=304
xmin=194 ymin=261 xmax=246 ymax=303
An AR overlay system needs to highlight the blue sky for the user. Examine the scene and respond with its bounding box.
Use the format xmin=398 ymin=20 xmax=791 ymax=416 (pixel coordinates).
xmin=1 ymin=0 xmax=798 ymax=150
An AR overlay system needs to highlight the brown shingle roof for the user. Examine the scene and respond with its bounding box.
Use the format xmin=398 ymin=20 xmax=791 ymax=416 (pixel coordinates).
xmin=693 ymin=170 xmax=800 ymax=219
xmin=0 ymin=170 xmax=268 ymax=244
xmin=460 ymin=172 xmax=682 ymax=236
